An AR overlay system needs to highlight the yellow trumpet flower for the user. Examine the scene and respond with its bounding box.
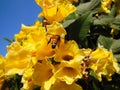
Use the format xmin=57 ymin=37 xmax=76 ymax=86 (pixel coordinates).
xmin=35 ymin=0 xmax=76 ymax=23
xmin=89 ymin=46 xmax=120 ymax=81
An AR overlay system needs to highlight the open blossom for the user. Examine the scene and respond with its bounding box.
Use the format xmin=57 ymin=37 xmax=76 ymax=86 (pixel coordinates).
xmin=40 ymin=40 xmax=84 ymax=90
xmin=23 ymin=40 xmax=84 ymax=90
xmin=5 ymin=42 xmax=31 ymax=75
xmin=35 ymin=0 xmax=76 ymax=23
xmin=54 ymin=40 xmax=85 ymax=84
xmin=54 ymin=40 xmax=84 ymax=62
xmin=35 ymin=21 xmax=67 ymax=60
xmin=15 ymin=20 xmax=47 ymax=53
xmin=32 ymin=59 xmax=54 ymax=87
xmin=15 ymin=20 xmax=67 ymax=60
xmin=89 ymin=46 xmax=120 ymax=81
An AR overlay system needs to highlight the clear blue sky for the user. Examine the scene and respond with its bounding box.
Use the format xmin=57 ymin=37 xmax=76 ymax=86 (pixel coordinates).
xmin=0 ymin=0 xmax=41 ymax=56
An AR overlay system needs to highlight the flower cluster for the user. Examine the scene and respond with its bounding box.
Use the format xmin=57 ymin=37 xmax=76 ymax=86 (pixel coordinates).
xmin=0 ymin=0 xmax=120 ymax=90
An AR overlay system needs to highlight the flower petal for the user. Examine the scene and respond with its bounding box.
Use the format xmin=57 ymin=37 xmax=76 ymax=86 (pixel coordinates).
xmin=50 ymin=80 xmax=83 ymax=90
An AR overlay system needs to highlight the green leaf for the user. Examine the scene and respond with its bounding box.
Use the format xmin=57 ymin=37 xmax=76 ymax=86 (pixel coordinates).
xmin=114 ymin=54 xmax=120 ymax=62
xmin=98 ymin=35 xmax=120 ymax=61
xmin=77 ymin=2 xmax=91 ymax=13
xmin=88 ymin=0 xmax=101 ymax=11
xmin=64 ymin=11 xmax=93 ymax=48
xmin=62 ymin=11 xmax=80 ymax=28
xmin=3 ymin=38 xmax=14 ymax=43
xmin=98 ymin=35 xmax=120 ymax=53
xmin=62 ymin=0 xmax=101 ymax=28
xmin=1 ymin=74 xmax=22 ymax=90
xmin=92 ymin=81 xmax=100 ymax=90
xmin=90 ymin=70 xmax=98 ymax=80
xmin=93 ymin=4 xmax=117 ymax=26
xmin=110 ymin=15 xmax=120 ymax=30
xmin=78 ymin=11 xmax=92 ymax=40
xmin=77 ymin=0 xmax=101 ymax=13
xmin=90 ymin=70 xmax=101 ymax=90
xmin=97 ymin=35 xmax=114 ymax=50
xmin=93 ymin=15 xmax=114 ymax=26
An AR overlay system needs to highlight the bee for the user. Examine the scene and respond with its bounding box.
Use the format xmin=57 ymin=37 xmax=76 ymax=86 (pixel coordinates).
xmin=42 ymin=20 xmax=63 ymax=49
xmin=47 ymin=34 xmax=60 ymax=49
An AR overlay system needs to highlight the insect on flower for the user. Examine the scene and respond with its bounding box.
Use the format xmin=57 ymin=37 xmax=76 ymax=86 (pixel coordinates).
xmin=47 ymin=34 xmax=60 ymax=49
xmin=42 ymin=20 xmax=62 ymax=49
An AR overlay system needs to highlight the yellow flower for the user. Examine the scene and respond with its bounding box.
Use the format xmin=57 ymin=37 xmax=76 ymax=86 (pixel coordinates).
xmin=54 ymin=40 xmax=84 ymax=62
xmin=46 ymin=21 xmax=67 ymax=37
xmin=81 ymin=48 xmax=92 ymax=56
xmin=15 ymin=21 xmax=67 ymax=60
xmin=54 ymin=66 xmax=82 ymax=85
xmin=37 ymin=41 xmax=85 ymax=90
xmin=0 ymin=56 xmax=5 ymax=89
xmin=15 ymin=20 xmax=54 ymax=60
xmin=100 ymin=0 xmax=112 ymax=13
xmin=42 ymin=73 xmax=56 ymax=90
xmin=53 ymin=40 xmax=84 ymax=84
xmin=36 ymin=22 xmax=66 ymax=60
xmin=89 ymin=47 xmax=120 ymax=81
xmin=32 ymin=59 xmax=54 ymax=86
xmin=42 ymin=73 xmax=83 ymax=90
xmin=22 ymin=25 xmax=47 ymax=55
xmin=21 ymin=60 xmax=34 ymax=90
xmin=5 ymin=42 xmax=30 ymax=75
xmin=15 ymin=21 xmax=46 ymax=53
xmin=50 ymin=80 xmax=83 ymax=90
xmin=36 ymin=41 xmax=55 ymax=60
xmin=15 ymin=20 xmax=42 ymax=42
xmin=0 ymin=55 xmax=5 ymax=76
xmin=35 ymin=0 xmax=76 ymax=23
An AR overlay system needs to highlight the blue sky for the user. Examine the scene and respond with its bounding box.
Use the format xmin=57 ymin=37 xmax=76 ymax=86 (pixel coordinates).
xmin=0 ymin=0 xmax=41 ymax=56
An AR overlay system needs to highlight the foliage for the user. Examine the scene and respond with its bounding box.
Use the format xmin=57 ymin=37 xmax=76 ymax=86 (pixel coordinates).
xmin=0 ymin=0 xmax=120 ymax=90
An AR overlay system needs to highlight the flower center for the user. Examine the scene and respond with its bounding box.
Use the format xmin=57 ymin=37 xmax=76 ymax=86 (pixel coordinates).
xmin=62 ymin=55 xmax=74 ymax=61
